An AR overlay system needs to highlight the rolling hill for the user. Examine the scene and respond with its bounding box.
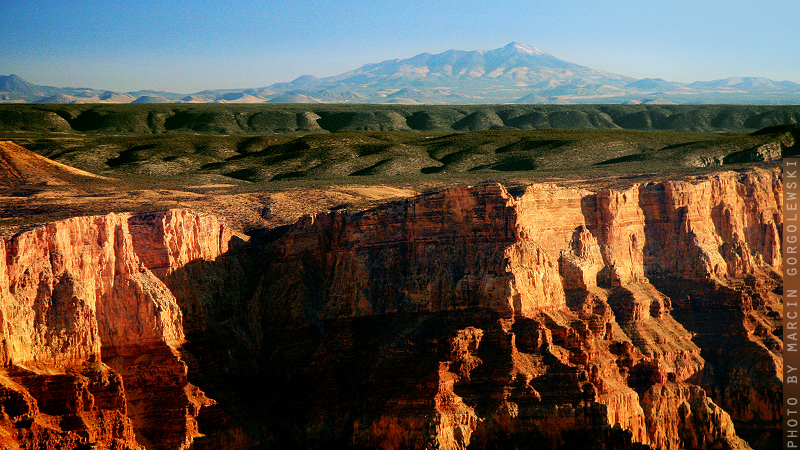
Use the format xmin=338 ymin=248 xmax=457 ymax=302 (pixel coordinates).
xmin=0 ymin=140 xmax=107 ymax=187
xmin=1 ymin=103 xmax=799 ymax=136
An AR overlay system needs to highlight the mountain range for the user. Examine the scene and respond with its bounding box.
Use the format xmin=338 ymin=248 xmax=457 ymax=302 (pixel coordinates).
xmin=3 ymin=42 xmax=800 ymax=104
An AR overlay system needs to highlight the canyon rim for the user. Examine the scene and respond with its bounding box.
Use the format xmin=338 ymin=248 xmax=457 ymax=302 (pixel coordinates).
xmin=0 ymin=129 xmax=786 ymax=449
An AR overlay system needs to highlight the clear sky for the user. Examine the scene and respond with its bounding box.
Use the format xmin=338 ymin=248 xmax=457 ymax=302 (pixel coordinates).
xmin=2 ymin=0 xmax=799 ymax=93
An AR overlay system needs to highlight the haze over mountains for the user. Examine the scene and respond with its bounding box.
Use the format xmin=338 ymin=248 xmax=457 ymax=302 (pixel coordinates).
xmin=3 ymin=42 xmax=800 ymax=104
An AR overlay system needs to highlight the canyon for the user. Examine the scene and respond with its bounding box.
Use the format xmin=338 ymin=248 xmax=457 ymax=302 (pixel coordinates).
xmin=0 ymin=165 xmax=782 ymax=449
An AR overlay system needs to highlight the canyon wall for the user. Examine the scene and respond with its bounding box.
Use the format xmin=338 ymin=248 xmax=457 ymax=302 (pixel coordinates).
xmin=0 ymin=211 xmax=232 ymax=450
xmin=0 ymin=167 xmax=783 ymax=449
xmin=253 ymin=168 xmax=780 ymax=449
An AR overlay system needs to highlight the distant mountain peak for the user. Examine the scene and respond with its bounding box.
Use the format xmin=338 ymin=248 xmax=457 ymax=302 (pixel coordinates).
xmin=3 ymin=43 xmax=800 ymax=105
xmin=1 ymin=74 xmax=33 ymax=89
xmin=502 ymin=42 xmax=547 ymax=56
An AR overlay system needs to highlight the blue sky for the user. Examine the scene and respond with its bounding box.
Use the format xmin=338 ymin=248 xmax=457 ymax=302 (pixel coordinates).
xmin=2 ymin=0 xmax=799 ymax=93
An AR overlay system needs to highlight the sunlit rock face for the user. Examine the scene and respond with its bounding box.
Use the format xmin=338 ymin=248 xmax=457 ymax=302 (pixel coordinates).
xmin=0 ymin=211 xmax=228 ymax=450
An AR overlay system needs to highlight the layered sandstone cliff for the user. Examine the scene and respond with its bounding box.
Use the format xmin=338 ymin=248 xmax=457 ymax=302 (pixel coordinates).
xmin=0 ymin=211 xmax=231 ymax=450
xmin=0 ymin=167 xmax=783 ymax=450
xmin=254 ymin=167 xmax=780 ymax=449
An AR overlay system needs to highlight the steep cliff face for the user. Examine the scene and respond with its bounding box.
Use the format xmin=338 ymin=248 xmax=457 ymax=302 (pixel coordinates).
xmin=253 ymin=167 xmax=780 ymax=449
xmin=262 ymin=185 xmax=521 ymax=323
xmin=642 ymin=383 xmax=749 ymax=450
xmin=0 ymin=211 xmax=231 ymax=450
xmin=0 ymin=167 xmax=783 ymax=450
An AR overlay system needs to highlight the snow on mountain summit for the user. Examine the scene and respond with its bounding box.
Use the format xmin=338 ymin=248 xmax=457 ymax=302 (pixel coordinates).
xmin=502 ymin=42 xmax=547 ymax=56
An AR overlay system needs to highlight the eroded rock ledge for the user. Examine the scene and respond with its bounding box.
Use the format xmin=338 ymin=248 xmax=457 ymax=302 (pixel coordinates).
xmin=0 ymin=168 xmax=783 ymax=450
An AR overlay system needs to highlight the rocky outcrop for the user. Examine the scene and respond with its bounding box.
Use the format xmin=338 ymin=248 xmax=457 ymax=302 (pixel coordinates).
xmin=725 ymin=128 xmax=797 ymax=164
xmin=0 ymin=166 xmax=783 ymax=449
xmin=0 ymin=140 xmax=107 ymax=187
xmin=642 ymin=383 xmax=750 ymax=450
xmin=0 ymin=211 xmax=232 ymax=450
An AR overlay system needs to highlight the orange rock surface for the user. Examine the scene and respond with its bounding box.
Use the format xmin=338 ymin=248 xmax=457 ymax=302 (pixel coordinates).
xmin=0 ymin=211 xmax=229 ymax=450
xmin=255 ymin=167 xmax=780 ymax=449
xmin=0 ymin=167 xmax=783 ymax=449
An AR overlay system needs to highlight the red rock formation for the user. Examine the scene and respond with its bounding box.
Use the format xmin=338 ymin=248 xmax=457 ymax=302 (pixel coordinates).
xmin=254 ymin=167 xmax=780 ymax=449
xmin=642 ymin=382 xmax=750 ymax=450
xmin=0 ymin=211 xmax=231 ymax=450
xmin=0 ymin=167 xmax=783 ymax=450
xmin=128 ymin=210 xmax=232 ymax=280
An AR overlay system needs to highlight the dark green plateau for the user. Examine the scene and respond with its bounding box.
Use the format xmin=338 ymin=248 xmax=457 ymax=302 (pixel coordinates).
xmin=2 ymin=103 xmax=800 ymax=135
